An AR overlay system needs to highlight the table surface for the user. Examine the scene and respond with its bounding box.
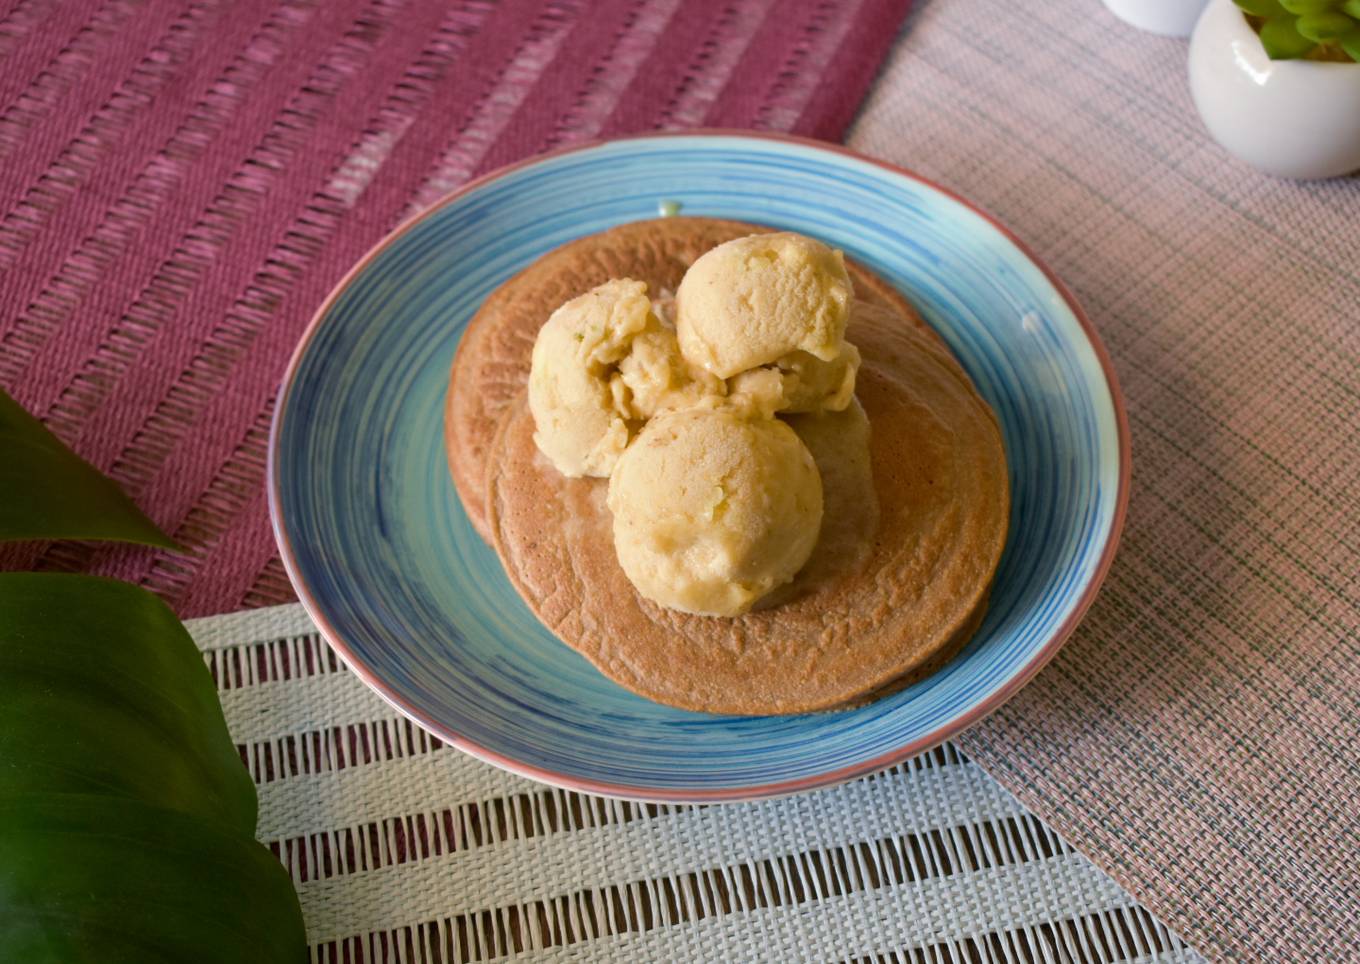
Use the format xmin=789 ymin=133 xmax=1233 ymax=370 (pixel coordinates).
xmin=4 ymin=0 xmax=1359 ymax=960
xmin=849 ymin=2 xmax=1359 ymax=960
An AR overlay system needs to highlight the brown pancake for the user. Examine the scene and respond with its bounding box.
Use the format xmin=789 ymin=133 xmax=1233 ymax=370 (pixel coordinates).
xmin=834 ymin=599 xmax=989 ymax=711
xmin=485 ymin=306 xmax=1010 ymax=715
xmin=445 ymin=217 xmax=925 ymax=542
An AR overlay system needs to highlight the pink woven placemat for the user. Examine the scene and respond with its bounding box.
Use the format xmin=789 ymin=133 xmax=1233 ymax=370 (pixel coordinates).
xmin=0 ymin=0 xmax=909 ymax=614
xmin=850 ymin=0 xmax=1360 ymax=959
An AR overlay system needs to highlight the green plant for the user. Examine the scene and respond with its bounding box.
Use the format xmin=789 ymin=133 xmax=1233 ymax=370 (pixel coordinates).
xmin=0 ymin=388 xmax=307 ymax=962
xmin=1233 ymin=0 xmax=1360 ymax=61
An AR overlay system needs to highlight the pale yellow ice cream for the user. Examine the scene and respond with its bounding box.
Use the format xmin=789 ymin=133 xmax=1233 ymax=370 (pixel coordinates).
xmin=675 ymin=232 xmax=853 ymax=378
xmin=616 ymin=322 xmax=724 ymax=419
xmin=607 ymin=406 xmax=823 ymax=617
xmin=727 ymin=341 xmax=861 ymax=417
xmin=528 ymin=279 xmax=721 ymax=477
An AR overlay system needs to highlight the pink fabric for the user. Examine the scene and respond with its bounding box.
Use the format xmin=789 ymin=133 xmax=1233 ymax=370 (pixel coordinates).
xmin=0 ymin=0 xmax=912 ymax=616
xmin=848 ymin=1 xmax=1360 ymax=957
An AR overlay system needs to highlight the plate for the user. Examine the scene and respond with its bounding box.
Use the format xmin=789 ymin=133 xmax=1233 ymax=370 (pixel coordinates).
xmin=269 ymin=132 xmax=1129 ymax=802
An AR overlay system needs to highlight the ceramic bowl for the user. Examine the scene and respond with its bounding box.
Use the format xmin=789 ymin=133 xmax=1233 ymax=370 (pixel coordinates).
xmin=1190 ymin=0 xmax=1360 ymax=179
xmin=269 ymin=133 xmax=1129 ymax=802
xmin=1103 ymin=0 xmax=1209 ymax=37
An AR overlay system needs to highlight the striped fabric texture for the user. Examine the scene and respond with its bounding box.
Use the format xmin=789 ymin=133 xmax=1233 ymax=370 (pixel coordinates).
xmin=0 ymin=0 xmax=910 ymax=613
xmin=848 ymin=1 xmax=1360 ymax=960
xmin=190 ymin=604 xmax=1204 ymax=964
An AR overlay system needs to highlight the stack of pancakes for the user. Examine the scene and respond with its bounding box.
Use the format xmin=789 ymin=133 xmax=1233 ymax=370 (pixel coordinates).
xmin=446 ymin=218 xmax=1009 ymax=715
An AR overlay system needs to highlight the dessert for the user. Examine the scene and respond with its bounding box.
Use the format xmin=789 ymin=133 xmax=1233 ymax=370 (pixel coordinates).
xmin=486 ymin=305 xmax=1008 ymax=714
xmin=526 ymin=279 xmax=718 ymax=478
xmin=608 ymin=406 xmax=823 ymax=617
xmin=444 ymin=217 xmax=1008 ymax=715
xmin=727 ymin=343 xmax=861 ymax=415
xmin=444 ymin=218 xmax=927 ymax=543
xmin=675 ymin=232 xmax=852 ymax=376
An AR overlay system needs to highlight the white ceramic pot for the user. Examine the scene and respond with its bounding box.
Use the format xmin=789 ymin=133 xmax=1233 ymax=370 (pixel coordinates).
xmin=1103 ymin=0 xmax=1209 ymax=36
xmin=1189 ymin=0 xmax=1360 ymax=179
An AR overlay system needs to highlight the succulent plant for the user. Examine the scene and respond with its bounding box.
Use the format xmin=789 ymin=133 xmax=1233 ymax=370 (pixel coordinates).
xmin=1233 ymin=0 xmax=1360 ymax=61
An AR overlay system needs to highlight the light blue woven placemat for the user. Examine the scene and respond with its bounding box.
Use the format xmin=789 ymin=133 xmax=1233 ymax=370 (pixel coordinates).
xmin=190 ymin=604 xmax=1201 ymax=963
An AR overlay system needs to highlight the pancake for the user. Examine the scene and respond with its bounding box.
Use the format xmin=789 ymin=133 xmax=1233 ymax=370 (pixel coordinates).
xmin=485 ymin=305 xmax=1010 ymax=715
xmin=445 ymin=217 xmax=926 ymax=542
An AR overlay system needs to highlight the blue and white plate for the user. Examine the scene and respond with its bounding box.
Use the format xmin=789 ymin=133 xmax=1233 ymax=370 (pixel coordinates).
xmin=269 ymin=133 xmax=1129 ymax=802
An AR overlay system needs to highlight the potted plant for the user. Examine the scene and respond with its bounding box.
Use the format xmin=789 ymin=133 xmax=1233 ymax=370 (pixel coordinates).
xmin=1189 ymin=0 xmax=1360 ymax=178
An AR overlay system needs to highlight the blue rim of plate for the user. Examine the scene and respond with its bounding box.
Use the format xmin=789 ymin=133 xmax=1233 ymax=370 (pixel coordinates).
xmin=268 ymin=131 xmax=1131 ymax=802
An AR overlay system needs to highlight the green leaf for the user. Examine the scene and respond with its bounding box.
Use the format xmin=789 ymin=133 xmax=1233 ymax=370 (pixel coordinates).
xmin=1233 ymin=0 xmax=1287 ymax=16
xmin=0 ymin=388 xmax=176 ymax=547
xmin=1279 ymin=0 xmax=1337 ymax=12
xmin=1259 ymin=14 xmax=1320 ymax=55
xmin=0 ymin=573 xmax=256 ymax=835
xmin=1342 ymin=26 xmax=1360 ymax=58
xmin=1343 ymin=0 xmax=1360 ymax=17
xmin=0 ymin=793 xmax=306 ymax=964
xmin=0 ymin=396 xmax=306 ymax=956
xmin=1297 ymin=9 xmax=1357 ymax=36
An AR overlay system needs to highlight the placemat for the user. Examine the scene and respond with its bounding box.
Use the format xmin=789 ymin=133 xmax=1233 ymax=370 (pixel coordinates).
xmin=847 ymin=1 xmax=1360 ymax=960
xmin=189 ymin=603 xmax=1203 ymax=964
xmin=0 ymin=0 xmax=909 ymax=612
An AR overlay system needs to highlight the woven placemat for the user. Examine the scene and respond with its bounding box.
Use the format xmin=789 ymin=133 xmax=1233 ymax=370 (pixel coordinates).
xmin=189 ymin=604 xmax=1202 ymax=964
xmin=0 ymin=0 xmax=909 ymax=613
xmin=848 ymin=1 xmax=1360 ymax=960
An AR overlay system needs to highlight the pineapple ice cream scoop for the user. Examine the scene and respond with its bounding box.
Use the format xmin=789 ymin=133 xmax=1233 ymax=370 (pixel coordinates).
xmin=675 ymin=232 xmax=853 ymax=379
xmin=607 ymin=406 xmax=823 ymax=617
xmin=528 ymin=279 xmax=720 ymax=477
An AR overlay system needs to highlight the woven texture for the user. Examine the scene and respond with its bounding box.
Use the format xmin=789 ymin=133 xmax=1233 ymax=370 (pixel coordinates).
xmin=0 ymin=0 xmax=909 ymax=614
xmin=847 ymin=2 xmax=1360 ymax=961
xmin=189 ymin=604 xmax=1203 ymax=964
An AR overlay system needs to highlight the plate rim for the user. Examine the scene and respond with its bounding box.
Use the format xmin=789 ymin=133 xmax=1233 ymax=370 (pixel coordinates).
xmin=267 ymin=129 xmax=1132 ymax=803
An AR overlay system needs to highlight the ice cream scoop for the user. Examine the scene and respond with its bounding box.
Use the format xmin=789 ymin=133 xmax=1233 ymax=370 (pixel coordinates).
xmin=675 ymin=232 xmax=853 ymax=378
xmin=616 ymin=321 xmax=724 ymax=419
xmin=607 ymin=406 xmax=823 ymax=617
xmin=528 ymin=279 xmax=720 ymax=477
xmin=727 ymin=341 xmax=861 ymax=417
